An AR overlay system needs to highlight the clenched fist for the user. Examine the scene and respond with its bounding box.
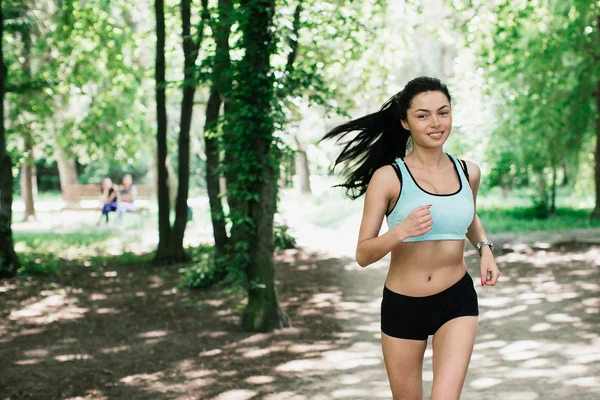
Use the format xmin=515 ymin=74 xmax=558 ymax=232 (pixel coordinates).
xmin=394 ymin=205 xmax=433 ymax=240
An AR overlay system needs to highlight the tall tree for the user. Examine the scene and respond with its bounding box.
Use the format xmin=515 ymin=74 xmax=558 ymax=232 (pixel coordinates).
xmin=592 ymin=13 xmax=600 ymax=219
xmin=154 ymin=0 xmax=170 ymax=261
xmin=450 ymin=0 xmax=598 ymax=216
xmin=229 ymin=0 xmax=290 ymax=332
xmin=203 ymin=0 xmax=232 ymax=262
xmin=154 ymin=0 xmax=208 ymax=264
xmin=18 ymin=17 xmax=35 ymax=221
xmin=0 ymin=0 xmax=20 ymax=278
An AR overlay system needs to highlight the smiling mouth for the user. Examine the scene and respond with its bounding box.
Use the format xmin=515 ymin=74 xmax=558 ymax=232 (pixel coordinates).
xmin=428 ymin=131 xmax=444 ymax=138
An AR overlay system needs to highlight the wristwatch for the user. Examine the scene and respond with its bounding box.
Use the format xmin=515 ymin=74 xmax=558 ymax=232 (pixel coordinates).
xmin=476 ymin=239 xmax=494 ymax=256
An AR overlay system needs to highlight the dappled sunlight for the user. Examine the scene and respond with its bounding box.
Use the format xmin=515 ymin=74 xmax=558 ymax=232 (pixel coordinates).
xmin=149 ymin=275 xmax=165 ymax=288
xmin=245 ymin=375 xmax=276 ymax=384
xmin=199 ymin=349 xmax=222 ymax=357
xmin=137 ymin=330 xmax=168 ymax=338
xmin=469 ymin=377 xmax=503 ymax=389
xmin=88 ymin=292 xmax=108 ymax=301
xmin=262 ymin=392 xmax=309 ymax=400
xmin=64 ymin=390 xmax=108 ymax=400
xmin=496 ymin=245 xmax=600 ymax=267
xmin=55 ymin=353 xmax=93 ymax=362
xmin=98 ymin=345 xmax=130 ymax=354
xmin=212 ymin=390 xmax=258 ymax=400
xmin=14 ymin=358 xmax=44 ymax=365
xmin=276 ymin=341 xmax=382 ymax=373
xmin=95 ymin=307 xmax=121 ymax=314
xmin=564 ymin=376 xmax=600 ymax=388
xmin=3 ymin=237 xmax=599 ymax=399
xmin=239 ymin=345 xmax=285 ymax=358
xmin=10 ymin=293 xmax=89 ymax=324
xmin=0 ymin=282 xmax=17 ymax=293
xmin=120 ymin=372 xmax=163 ymax=385
xmin=482 ymin=304 xmax=528 ymax=320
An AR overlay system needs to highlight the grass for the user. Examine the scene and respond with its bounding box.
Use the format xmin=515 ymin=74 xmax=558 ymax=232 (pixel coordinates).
xmin=478 ymin=207 xmax=600 ymax=234
xmin=8 ymin=184 xmax=600 ymax=277
xmin=12 ymin=230 xmax=154 ymax=276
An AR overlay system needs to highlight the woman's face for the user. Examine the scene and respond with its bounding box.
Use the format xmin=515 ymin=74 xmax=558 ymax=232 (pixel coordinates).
xmin=401 ymin=90 xmax=452 ymax=149
xmin=102 ymin=178 xmax=112 ymax=190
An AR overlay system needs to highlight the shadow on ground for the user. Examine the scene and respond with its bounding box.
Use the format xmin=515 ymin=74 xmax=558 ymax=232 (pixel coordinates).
xmin=1 ymin=241 xmax=599 ymax=400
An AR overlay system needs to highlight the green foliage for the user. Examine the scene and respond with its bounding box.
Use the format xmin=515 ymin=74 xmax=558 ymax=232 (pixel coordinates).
xmin=17 ymin=252 xmax=59 ymax=276
xmin=478 ymin=207 xmax=600 ymax=234
xmin=449 ymin=0 xmax=599 ymax=213
xmin=219 ymin=0 xmax=279 ymax=280
xmin=4 ymin=0 xmax=152 ymax=172
xmin=77 ymin=158 xmax=151 ymax=185
xmin=179 ymin=244 xmax=219 ymax=288
xmin=274 ymin=222 xmax=296 ymax=250
xmin=531 ymin=196 xmax=551 ymax=220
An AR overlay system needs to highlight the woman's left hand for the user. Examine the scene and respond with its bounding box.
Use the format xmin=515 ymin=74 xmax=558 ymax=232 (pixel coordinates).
xmin=480 ymin=251 xmax=500 ymax=286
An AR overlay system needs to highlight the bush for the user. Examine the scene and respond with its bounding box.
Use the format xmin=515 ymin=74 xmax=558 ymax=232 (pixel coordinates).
xmin=180 ymin=245 xmax=220 ymax=289
xmin=274 ymin=222 xmax=297 ymax=250
xmin=531 ymin=195 xmax=551 ymax=219
xmin=18 ymin=253 xmax=60 ymax=276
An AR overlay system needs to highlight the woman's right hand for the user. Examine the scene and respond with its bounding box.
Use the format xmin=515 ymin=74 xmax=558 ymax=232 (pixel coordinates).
xmin=394 ymin=205 xmax=433 ymax=240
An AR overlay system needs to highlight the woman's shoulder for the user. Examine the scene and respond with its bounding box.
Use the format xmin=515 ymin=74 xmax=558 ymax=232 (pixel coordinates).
xmin=450 ymin=155 xmax=481 ymax=186
xmin=368 ymin=163 xmax=401 ymax=192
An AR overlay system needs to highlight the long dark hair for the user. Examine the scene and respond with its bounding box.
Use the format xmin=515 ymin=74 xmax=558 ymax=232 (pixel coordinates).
xmin=321 ymin=76 xmax=452 ymax=199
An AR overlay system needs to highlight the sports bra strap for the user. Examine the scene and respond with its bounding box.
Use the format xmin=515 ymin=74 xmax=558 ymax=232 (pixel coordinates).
xmin=390 ymin=161 xmax=403 ymax=186
xmin=459 ymin=159 xmax=470 ymax=182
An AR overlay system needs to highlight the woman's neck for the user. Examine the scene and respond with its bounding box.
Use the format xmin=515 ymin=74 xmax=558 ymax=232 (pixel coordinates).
xmin=406 ymin=147 xmax=447 ymax=170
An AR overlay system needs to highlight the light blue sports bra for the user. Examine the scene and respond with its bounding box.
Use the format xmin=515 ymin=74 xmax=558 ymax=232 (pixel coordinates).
xmin=386 ymin=154 xmax=474 ymax=242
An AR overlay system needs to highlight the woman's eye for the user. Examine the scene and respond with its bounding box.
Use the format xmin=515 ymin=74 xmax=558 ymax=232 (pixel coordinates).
xmin=440 ymin=111 xmax=449 ymax=116
xmin=418 ymin=115 xmax=427 ymax=119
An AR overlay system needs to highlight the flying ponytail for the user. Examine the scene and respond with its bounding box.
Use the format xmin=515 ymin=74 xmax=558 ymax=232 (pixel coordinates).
xmin=321 ymin=76 xmax=451 ymax=199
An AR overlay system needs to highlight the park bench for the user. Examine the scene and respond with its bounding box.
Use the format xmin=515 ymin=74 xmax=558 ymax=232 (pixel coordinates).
xmin=61 ymin=184 xmax=154 ymax=213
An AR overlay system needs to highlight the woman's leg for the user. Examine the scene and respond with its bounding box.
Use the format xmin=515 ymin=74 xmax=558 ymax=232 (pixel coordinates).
xmin=430 ymin=316 xmax=478 ymax=400
xmin=381 ymin=333 xmax=428 ymax=400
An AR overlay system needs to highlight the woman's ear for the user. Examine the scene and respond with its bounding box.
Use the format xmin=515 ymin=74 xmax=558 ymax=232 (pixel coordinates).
xmin=401 ymin=119 xmax=409 ymax=131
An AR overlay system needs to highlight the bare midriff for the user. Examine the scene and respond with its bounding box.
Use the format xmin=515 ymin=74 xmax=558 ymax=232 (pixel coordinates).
xmin=385 ymin=240 xmax=467 ymax=297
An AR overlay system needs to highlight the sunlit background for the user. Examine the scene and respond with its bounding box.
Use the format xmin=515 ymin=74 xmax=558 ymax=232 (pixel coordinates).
xmin=1 ymin=0 xmax=599 ymax=399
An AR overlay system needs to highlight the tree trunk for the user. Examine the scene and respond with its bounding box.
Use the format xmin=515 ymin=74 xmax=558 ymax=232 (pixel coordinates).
xmin=237 ymin=0 xmax=289 ymax=332
xmin=243 ymin=162 xmax=290 ymax=331
xmin=295 ymin=148 xmax=312 ymax=194
xmin=204 ymin=0 xmax=233 ymax=262
xmin=550 ymin=163 xmax=557 ymax=215
xmin=592 ymin=82 xmax=600 ymax=219
xmin=20 ymin=136 xmax=36 ymax=221
xmin=0 ymin=4 xmax=20 ymax=278
xmin=204 ymin=88 xmax=228 ymax=256
xmin=19 ymin=21 xmax=35 ymax=221
xmin=562 ymin=162 xmax=569 ymax=186
xmin=592 ymin=15 xmax=600 ymax=220
xmin=0 ymin=155 xmax=19 ymax=278
xmin=153 ymin=0 xmax=173 ymax=263
xmin=170 ymin=0 xmax=205 ymax=262
xmin=55 ymin=144 xmax=78 ymax=195
xmin=166 ymin=155 xmax=178 ymax=211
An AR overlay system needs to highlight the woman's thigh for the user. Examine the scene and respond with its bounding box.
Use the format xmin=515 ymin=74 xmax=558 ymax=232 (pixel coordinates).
xmin=381 ymin=332 xmax=427 ymax=400
xmin=431 ymin=316 xmax=478 ymax=400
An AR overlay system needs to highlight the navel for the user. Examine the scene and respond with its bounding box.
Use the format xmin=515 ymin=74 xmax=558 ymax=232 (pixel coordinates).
xmin=428 ymin=275 xmax=432 ymax=282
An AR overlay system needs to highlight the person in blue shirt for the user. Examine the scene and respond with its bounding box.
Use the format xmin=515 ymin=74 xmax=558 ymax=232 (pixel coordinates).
xmin=322 ymin=76 xmax=501 ymax=400
xmin=116 ymin=174 xmax=137 ymax=226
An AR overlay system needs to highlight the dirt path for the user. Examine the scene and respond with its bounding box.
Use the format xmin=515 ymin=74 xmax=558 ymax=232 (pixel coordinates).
xmin=273 ymin=214 xmax=600 ymax=400
xmin=1 ymin=219 xmax=599 ymax=399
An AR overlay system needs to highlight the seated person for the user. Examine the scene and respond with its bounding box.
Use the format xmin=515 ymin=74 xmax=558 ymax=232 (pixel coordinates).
xmin=116 ymin=174 xmax=137 ymax=225
xmin=97 ymin=177 xmax=118 ymax=225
